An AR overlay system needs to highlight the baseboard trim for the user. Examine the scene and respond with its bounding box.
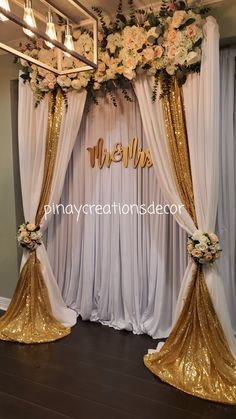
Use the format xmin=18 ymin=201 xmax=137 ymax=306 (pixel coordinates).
xmin=0 ymin=297 xmax=11 ymax=311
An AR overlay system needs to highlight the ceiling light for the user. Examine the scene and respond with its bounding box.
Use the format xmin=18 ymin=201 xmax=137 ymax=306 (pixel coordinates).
xmin=0 ymin=0 xmax=10 ymax=22
xmin=23 ymin=0 xmax=37 ymax=38
xmin=64 ymin=22 xmax=74 ymax=57
xmin=45 ymin=10 xmax=57 ymax=49
xmin=0 ymin=0 xmax=98 ymax=75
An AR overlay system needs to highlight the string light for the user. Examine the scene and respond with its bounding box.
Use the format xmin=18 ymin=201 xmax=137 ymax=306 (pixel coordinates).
xmin=0 ymin=0 xmax=10 ymax=22
xmin=23 ymin=0 xmax=37 ymax=38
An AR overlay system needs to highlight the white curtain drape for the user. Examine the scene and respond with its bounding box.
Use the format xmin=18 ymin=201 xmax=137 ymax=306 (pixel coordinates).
xmin=18 ymin=81 xmax=87 ymax=327
xmin=46 ymin=92 xmax=187 ymax=338
xmin=135 ymin=17 xmax=236 ymax=356
xmin=217 ymin=48 xmax=236 ymax=331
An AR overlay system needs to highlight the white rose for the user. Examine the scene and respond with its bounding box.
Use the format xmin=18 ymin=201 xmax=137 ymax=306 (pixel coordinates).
xmin=166 ymin=64 xmax=176 ymax=76
xmin=57 ymin=75 xmax=71 ymax=88
xmin=196 ymin=243 xmax=208 ymax=252
xmin=71 ymin=79 xmax=82 ymax=90
xmin=192 ymin=230 xmax=204 ymax=241
xmin=186 ymin=51 xmax=200 ymax=66
xmin=107 ymin=33 xmax=122 ymax=54
xmin=175 ymin=47 xmax=188 ymax=65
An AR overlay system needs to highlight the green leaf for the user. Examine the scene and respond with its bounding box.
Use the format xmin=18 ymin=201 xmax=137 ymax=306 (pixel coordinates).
xmin=193 ymin=38 xmax=202 ymax=48
xmin=148 ymin=13 xmax=159 ymax=27
xmin=179 ymin=18 xmax=196 ymax=30
xmin=116 ymin=13 xmax=127 ymax=24
xmin=147 ymin=35 xmax=156 ymax=44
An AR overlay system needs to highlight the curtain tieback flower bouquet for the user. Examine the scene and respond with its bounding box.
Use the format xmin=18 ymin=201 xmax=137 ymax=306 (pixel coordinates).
xmin=17 ymin=222 xmax=43 ymax=252
xmin=187 ymin=230 xmax=222 ymax=265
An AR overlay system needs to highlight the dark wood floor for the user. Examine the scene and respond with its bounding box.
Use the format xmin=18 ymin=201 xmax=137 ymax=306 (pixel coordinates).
xmin=0 ymin=312 xmax=236 ymax=419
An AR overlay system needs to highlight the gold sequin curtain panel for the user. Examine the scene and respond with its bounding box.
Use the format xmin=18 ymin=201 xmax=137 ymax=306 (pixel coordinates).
xmin=144 ymin=78 xmax=236 ymax=404
xmin=0 ymin=91 xmax=70 ymax=344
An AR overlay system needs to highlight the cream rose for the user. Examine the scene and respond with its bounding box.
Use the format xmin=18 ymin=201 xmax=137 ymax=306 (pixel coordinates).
xmin=143 ymin=47 xmax=155 ymax=62
xmin=171 ymin=11 xmax=186 ymax=29
xmin=191 ymin=249 xmax=203 ymax=258
xmin=209 ymin=233 xmax=218 ymax=244
xmin=27 ymin=223 xmax=36 ymax=231
xmin=175 ymin=47 xmax=188 ymax=65
xmin=21 ymin=231 xmax=29 ymax=238
xmin=187 ymin=243 xmax=194 ymax=252
xmin=166 ymin=64 xmax=176 ymax=76
xmin=57 ymin=75 xmax=71 ymax=88
xmin=167 ymin=29 xmax=178 ymax=44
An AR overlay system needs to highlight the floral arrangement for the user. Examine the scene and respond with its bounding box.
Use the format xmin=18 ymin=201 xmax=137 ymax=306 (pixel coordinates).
xmin=17 ymin=222 xmax=43 ymax=252
xmin=187 ymin=231 xmax=222 ymax=265
xmin=19 ymin=0 xmax=209 ymax=106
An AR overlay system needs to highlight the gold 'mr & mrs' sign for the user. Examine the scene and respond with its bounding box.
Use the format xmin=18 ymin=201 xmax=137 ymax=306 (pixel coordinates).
xmin=87 ymin=138 xmax=153 ymax=169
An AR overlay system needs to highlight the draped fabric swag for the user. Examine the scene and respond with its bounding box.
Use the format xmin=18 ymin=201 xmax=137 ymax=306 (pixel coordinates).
xmin=0 ymin=82 xmax=86 ymax=343
xmin=217 ymin=48 xmax=236 ymax=331
xmin=135 ymin=17 xmax=236 ymax=404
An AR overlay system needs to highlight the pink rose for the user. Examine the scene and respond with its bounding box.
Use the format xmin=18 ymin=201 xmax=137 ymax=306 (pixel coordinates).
xmin=21 ymin=231 xmax=28 ymax=238
xmin=191 ymin=249 xmax=203 ymax=258
xmin=204 ymin=253 xmax=213 ymax=262
xmin=168 ymin=46 xmax=177 ymax=60
xmin=154 ymin=46 xmax=164 ymax=59
xmin=186 ymin=25 xmax=197 ymax=39
xmin=23 ymin=237 xmax=31 ymax=244
xmin=27 ymin=223 xmax=36 ymax=231
xmin=48 ymin=82 xmax=55 ymax=90
xmin=143 ymin=47 xmax=155 ymax=62
xmin=167 ymin=1 xmax=176 ymax=12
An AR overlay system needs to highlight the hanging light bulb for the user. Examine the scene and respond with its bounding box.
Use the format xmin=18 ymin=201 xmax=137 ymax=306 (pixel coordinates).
xmin=64 ymin=21 xmax=74 ymax=57
xmin=23 ymin=0 xmax=37 ymax=38
xmin=45 ymin=10 xmax=57 ymax=48
xmin=0 ymin=0 xmax=11 ymax=22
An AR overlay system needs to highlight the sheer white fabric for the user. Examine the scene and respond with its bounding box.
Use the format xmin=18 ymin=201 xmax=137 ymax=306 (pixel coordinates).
xmin=46 ymin=92 xmax=187 ymax=338
xmin=217 ymin=48 xmax=236 ymax=331
xmin=18 ymin=81 xmax=86 ymax=327
xmin=135 ymin=17 xmax=236 ymax=356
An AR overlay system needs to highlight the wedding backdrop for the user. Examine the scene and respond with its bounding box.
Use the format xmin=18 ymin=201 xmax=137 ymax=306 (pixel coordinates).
xmin=0 ymin=0 xmax=236 ymax=407
xmin=46 ymin=90 xmax=187 ymax=339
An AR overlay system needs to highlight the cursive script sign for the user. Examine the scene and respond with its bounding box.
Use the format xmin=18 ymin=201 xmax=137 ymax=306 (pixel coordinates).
xmin=87 ymin=138 xmax=153 ymax=169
